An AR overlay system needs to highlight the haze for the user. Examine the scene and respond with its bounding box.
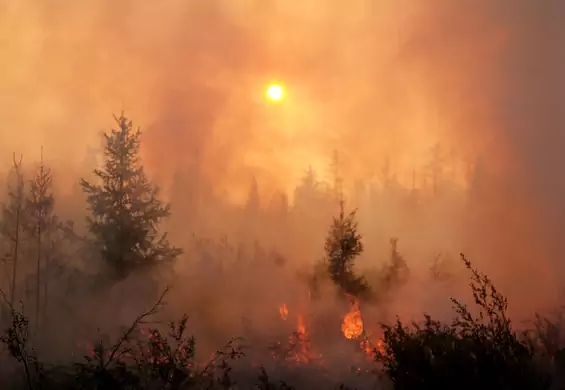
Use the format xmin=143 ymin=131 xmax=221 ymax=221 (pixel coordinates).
xmin=1 ymin=1 xmax=565 ymax=385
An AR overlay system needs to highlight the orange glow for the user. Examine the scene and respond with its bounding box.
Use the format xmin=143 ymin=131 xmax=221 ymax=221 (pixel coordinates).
xmin=279 ymin=303 xmax=288 ymax=320
xmin=341 ymin=297 xmax=364 ymax=340
xmin=295 ymin=313 xmax=312 ymax=364
xmin=297 ymin=313 xmax=306 ymax=335
xmin=375 ymin=338 xmax=387 ymax=357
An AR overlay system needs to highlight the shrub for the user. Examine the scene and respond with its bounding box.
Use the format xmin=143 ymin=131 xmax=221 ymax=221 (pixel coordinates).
xmin=377 ymin=254 xmax=550 ymax=390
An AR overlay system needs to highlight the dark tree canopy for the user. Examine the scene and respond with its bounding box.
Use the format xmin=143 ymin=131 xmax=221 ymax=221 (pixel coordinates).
xmin=80 ymin=113 xmax=181 ymax=280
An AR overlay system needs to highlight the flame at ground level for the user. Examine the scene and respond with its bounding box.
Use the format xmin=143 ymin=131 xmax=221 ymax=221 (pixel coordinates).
xmin=276 ymin=300 xmax=385 ymax=366
xmin=341 ymin=298 xmax=364 ymax=340
xmin=279 ymin=303 xmax=288 ymax=320
xmin=297 ymin=314 xmax=306 ymax=337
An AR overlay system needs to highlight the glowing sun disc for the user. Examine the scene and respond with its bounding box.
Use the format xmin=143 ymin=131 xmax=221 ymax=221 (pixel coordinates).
xmin=266 ymin=84 xmax=284 ymax=101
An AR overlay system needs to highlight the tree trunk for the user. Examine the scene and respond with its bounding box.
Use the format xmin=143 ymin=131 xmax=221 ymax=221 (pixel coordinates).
xmin=35 ymin=221 xmax=41 ymax=336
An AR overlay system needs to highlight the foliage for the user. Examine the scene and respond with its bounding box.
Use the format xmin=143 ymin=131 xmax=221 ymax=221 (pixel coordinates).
xmin=379 ymin=238 xmax=409 ymax=294
xmin=25 ymin=151 xmax=55 ymax=239
xmin=256 ymin=366 xmax=296 ymax=390
xmin=377 ymin=253 xmax=550 ymax=390
xmin=0 ymin=287 xmax=246 ymax=390
xmin=25 ymin=151 xmax=56 ymax=333
xmin=428 ymin=253 xmax=454 ymax=283
xmin=80 ymin=113 xmax=182 ymax=280
xmin=5 ymin=247 xmax=565 ymax=389
xmin=1 ymin=154 xmax=26 ymax=307
xmin=324 ymin=201 xmax=369 ymax=299
xmin=4 ymin=128 xmax=565 ymax=389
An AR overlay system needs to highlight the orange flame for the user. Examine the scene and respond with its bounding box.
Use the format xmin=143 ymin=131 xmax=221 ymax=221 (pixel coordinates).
xmin=361 ymin=338 xmax=373 ymax=357
xmin=297 ymin=313 xmax=306 ymax=335
xmin=279 ymin=303 xmax=289 ymax=320
xmin=375 ymin=338 xmax=386 ymax=356
xmin=341 ymin=298 xmax=364 ymax=340
xmin=295 ymin=313 xmax=314 ymax=363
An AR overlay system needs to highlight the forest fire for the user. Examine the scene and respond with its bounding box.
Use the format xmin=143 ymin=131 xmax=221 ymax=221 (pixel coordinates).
xmin=279 ymin=303 xmax=288 ymax=320
xmin=339 ymin=296 xmax=389 ymax=361
xmin=272 ymin=302 xmax=324 ymax=365
xmin=297 ymin=313 xmax=306 ymax=335
xmin=341 ymin=297 xmax=364 ymax=340
xmin=296 ymin=313 xmax=310 ymax=362
xmin=375 ymin=338 xmax=386 ymax=356
xmin=359 ymin=335 xmax=387 ymax=360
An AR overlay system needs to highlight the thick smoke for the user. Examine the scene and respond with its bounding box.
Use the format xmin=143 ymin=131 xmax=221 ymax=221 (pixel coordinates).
xmin=1 ymin=0 xmax=565 ymax=381
xmin=401 ymin=0 xmax=565 ymax=311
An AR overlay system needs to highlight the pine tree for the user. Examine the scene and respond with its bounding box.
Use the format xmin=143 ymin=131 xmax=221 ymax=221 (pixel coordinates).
xmin=80 ymin=112 xmax=182 ymax=280
xmin=25 ymin=148 xmax=55 ymax=332
xmin=382 ymin=238 xmax=409 ymax=289
xmin=329 ymin=150 xmax=344 ymax=203
xmin=294 ymin=166 xmax=322 ymax=212
xmin=1 ymin=153 xmax=26 ymax=307
xmin=380 ymin=156 xmax=395 ymax=191
xmin=324 ymin=200 xmax=369 ymax=298
xmin=244 ymin=176 xmax=260 ymax=216
xmin=426 ymin=143 xmax=445 ymax=196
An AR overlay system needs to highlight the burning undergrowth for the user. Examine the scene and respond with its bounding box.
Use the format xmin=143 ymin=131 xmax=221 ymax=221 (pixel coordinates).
xmin=1 ymin=237 xmax=562 ymax=390
xmin=234 ymin=287 xmax=388 ymax=388
xmin=0 ymin=280 xmax=390 ymax=390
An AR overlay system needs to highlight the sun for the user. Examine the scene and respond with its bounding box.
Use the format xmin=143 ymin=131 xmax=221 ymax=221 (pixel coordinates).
xmin=266 ymin=83 xmax=284 ymax=101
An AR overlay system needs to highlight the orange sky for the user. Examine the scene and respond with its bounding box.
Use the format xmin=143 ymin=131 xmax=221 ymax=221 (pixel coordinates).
xmin=0 ymin=0 xmax=463 ymax=204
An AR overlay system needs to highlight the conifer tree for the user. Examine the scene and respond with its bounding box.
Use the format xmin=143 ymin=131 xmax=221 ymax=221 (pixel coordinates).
xmin=25 ymin=148 xmax=55 ymax=331
xmin=329 ymin=150 xmax=344 ymax=203
xmin=80 ymin=112 xmax=182 ymax=280
xmin=426 ymin=143 xmax=445 ymax=196
xmin=244 ymin=176 xmax=260 ymax=216
xmin=382 ymin=238 xmax=410 ymax=290
xmin=380 ymin=156 xmax=395 ymax=191
xmin=324 ymin=200 xmax=369 ymax=298
xmin=294 ymin=166 xmax=321 ymax=211
xmin=1 ymin=154 xmax=26 ymax=307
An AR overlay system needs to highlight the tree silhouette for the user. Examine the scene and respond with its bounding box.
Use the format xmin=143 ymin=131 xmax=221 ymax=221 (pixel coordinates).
xmin=80 ymin=112 xmax=182 ymax=280
xmin=380 ymin=155 xmax=396 ymax=191
xmin=244 ymin=176 xmax=260 ymax=216
xmin=329 ymin=150 xmax=344 ymax=203
xmin=1 ymin=154 xmax=26 ymax=307
xmin=382 ymin=238 xmax=409 ymax=289
xmin=294 ymin=166 xmax=331 ymax=216
xmin=324 ymin=200 xmax=369 ymax=298
xmin=426 ymin=143 xmax=445 ymax=196
xmin=378 ymin=254 xmax=548 ymax=390
xmin=25 ymin=148 xmax=55 ymax=332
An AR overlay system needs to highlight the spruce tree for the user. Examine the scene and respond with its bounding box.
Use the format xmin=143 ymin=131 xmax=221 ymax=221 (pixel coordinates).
xmin=1 ymin=153 xmax=26 ymax=307
xmin=80 ymin=112 xmax=181 ymax=280
xmin=329 ymin=150 xmax=344 ymax=203
xmin=324 ymin=200 xmax=369 ymax=298
xmin=244 ymin=176 xmax=260 ymax=216
xmin=25 ymin=149 xmax=55 ymax=331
